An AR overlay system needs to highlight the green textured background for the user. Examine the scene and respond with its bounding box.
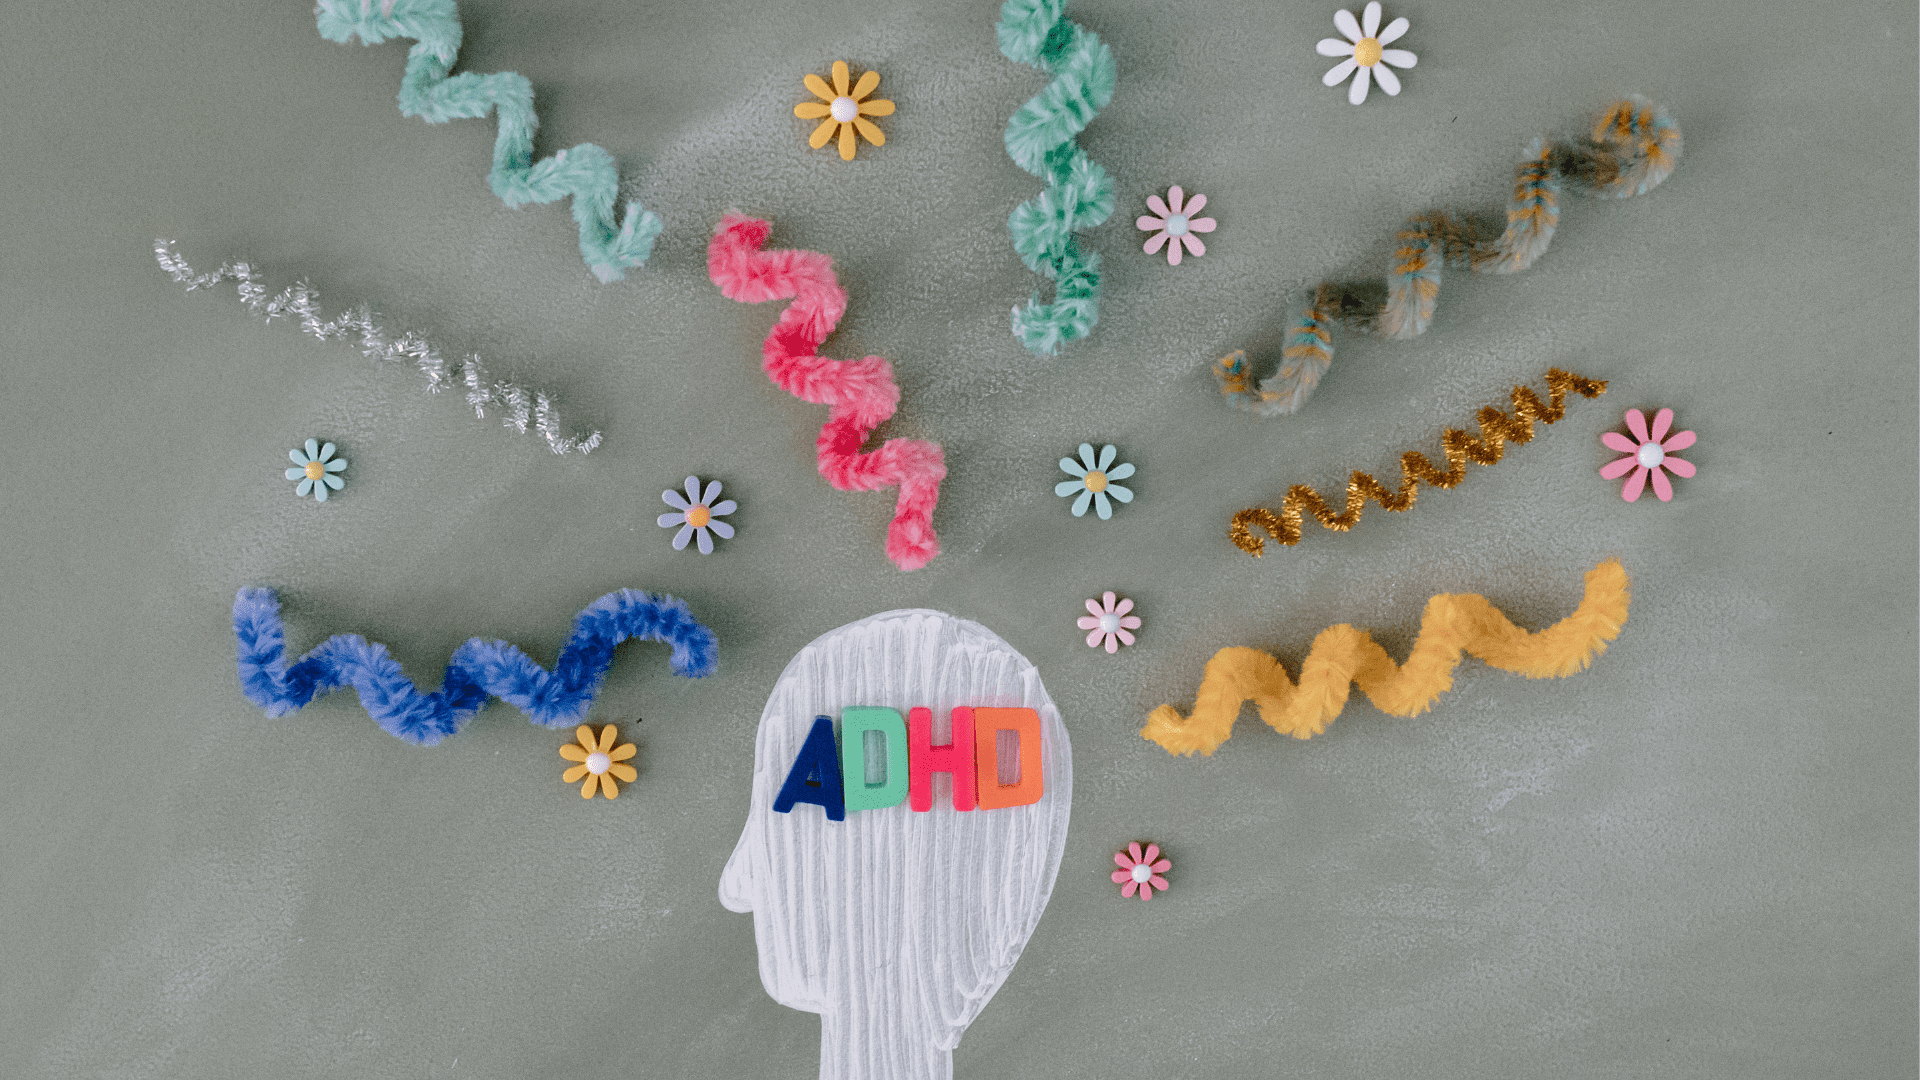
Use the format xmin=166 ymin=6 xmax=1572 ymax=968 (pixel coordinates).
xmin=3 ymin=0 xmax=1915 ymax=1076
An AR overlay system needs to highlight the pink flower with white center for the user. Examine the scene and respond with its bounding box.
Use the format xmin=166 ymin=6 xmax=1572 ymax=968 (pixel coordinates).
xmin=1601 ymin=407 xmax=1697 ymax=502
xmin=1111 ymin=841 xmax=1171 ymax=901
xmin=1078 ymin=591 xmax=1141 ymax=654
xmin=1317 ymin=1 xmax=1417 ymax=105
xmin=1137 ymin=186 xmax=1217 ymax=266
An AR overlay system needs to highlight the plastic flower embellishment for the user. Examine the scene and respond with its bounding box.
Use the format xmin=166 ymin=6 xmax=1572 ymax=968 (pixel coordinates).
xmin=1601 ymin=407 xmax=1696 ymax=502
xmin=1078 ymin=591 xmax=1142 ymax=654
xmin=796 ymin=61 xmax=895 ymax=161
xmin=1056 ymin=443 xmax=1135 ymax=519
xmin=658 ymin=475 xmax=737 ymax=554
xmin=1111 ymin=841 xmax=1171 ymax=901
xmin=1136 ymin=186 xmax=1217 ymax=266
xmin=285 ymin=438 xmax=347 ymax=502
xmin=1317 ymin=1 xmax=1417 ymax=105
xmin=560 ymin=723 xmax=638 ymax=800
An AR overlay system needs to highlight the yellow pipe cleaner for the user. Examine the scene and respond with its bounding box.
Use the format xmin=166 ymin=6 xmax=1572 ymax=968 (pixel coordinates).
xmin=1142 ymin=559 xmax=1630 ymax=756
xmin=1230 ymin=368 xmax=1606 ymax=556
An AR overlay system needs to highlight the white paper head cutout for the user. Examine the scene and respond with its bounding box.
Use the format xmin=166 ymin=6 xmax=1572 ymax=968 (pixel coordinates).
xmin=720 ymin=609 xmax=1072 ymax=1080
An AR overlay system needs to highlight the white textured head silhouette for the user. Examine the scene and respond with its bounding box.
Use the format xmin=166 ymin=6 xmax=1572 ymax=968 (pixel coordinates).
xmin=721 ymin=610 xmax=1072 ymax=1080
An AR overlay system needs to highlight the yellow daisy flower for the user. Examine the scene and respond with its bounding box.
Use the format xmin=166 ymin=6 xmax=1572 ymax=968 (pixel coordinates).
xmin=796 ymin=61 xmax=895 ymax=161
xmin=559 ymin=723 xmax=638 ymax=799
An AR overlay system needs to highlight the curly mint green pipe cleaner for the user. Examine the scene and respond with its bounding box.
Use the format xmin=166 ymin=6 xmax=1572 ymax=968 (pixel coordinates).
xmin=314 ymin=0 xmax=662 ymax=282
xmin=998 ymin=0 xmax=1116 ymax=355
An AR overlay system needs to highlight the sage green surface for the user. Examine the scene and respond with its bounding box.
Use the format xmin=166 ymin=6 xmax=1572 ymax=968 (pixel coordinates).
xmin=2 ymin=0 xmax=1915 ymax=1076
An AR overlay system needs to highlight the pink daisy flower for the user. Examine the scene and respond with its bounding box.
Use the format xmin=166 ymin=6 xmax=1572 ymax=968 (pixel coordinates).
xmin=1137 ymin=186 xmax=1216 ymax=265
xmin=1111 ymin=841 xmax=1171 ymax=900
xmin=1078 ymin=591 xmax=1141 ymax=653
xmin=1600 ymin=407 xmax=1697 ymax=502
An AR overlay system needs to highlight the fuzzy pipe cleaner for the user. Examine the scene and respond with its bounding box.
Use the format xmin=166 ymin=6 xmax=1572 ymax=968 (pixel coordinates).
xmin=1231 ymin=368 xmax=1605 ymax=556
xmin=314 ymin=0 xmax=661 ymax=282
xmin=1143 ymin=558 xmax=1630 ymax=755
xmin=156 ymin=241 xmax=600 ymax=454
xmin=998 ymin=0 xmax=1117 ymax=355
xmin=234 ymin=587 xmax=716 ymax=745
xmin=707 ymin=215 xmax=947 ymax=571
xmin=1217 ymin=98 xmax=1681 ymax=415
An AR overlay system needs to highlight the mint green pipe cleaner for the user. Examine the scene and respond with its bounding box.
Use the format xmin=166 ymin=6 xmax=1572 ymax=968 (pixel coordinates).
xmin=314 ymin=0 xmax=662 ymax=282
xmin=998 ymin=0 xmax=1116 ymax=355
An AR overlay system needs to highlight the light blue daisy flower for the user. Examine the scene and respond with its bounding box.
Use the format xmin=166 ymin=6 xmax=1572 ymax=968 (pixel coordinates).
xmin=658 ymin=475 xmax=737 ymax=554
xmin=1055 ymin=443 xmax=1135 ymax=519
xmin=285 ymin=439 xmax=347 ymax=502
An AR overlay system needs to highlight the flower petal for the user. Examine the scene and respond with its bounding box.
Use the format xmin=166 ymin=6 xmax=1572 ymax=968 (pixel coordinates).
xmin=1149 ymin=875 xmax=1169 ymax=891
xmin=1348 ymin=64 xmax=1372 ymax=104
xmin=560 ymin=742 xmax=588 ymax=762
xmin=600 ymin=773 xmax=620 ymax=799
xmin=1102 ymin=591 xmax=1118 ymax=612
xmin=1662 ymin=430 xmax=1697 ymax=452
xmin=709 ymin=499 xmax=737 ymax=516
xmin=1662 ymin=455 xmax=1695 ymax=478
xmin=1323 ymin=58 xmax=1359 ymax=86
xmin=1363 ymin=1 xmax=1382 ymax=35
xmin=563 ymin=763 xmax=590 ymax=783
xmin=1182 ymin=193 xmax=1206 ymax=215
xmin=658 ymin=512 xmax=687 ymax=528
xmin=580 ymin=777 xmax=597 ymax=798
xmin=1071 ymin=489 xmax=1093 ymax=517
xmin=1146 ymin=194 xmax=1170 ymax=218
xmin=662 ymin=488 xmax=690 ymax=510
xmin=1649 ymin=467 xmax=1674 ymax=502
xmin=1114 ymin=850 xmax=1136 ymax=869
xmin=858 ymin=98 xmax=895 ymax=116
xmin=1086 ymin=597 xmax=1106 ymax=616
xmin=1094 ymin=491 xmax=1113 ymax=519
xmin=803 ymin=73 xmax=835 ymax=101
xmin=1379 ymin=16 xmax=1410 ymax=44
xmin=1142 ymin=231 xmax=1171 ymax=254
xmin=1138 ymin=880 xmax=1154 ymax=899
xmin=678 ymin=476 xmax=699 ymax=504
xmin=700 ymin=479 xmax=722 ymax=504
xmin=286 ymin=467 xmax=305 ymax=481
xmin=1601 ymin=431 xmax=1639 ymax=454
xmin=1647 ymin=408 xmax=1673 ymax=444
xmin=1621 ymin=465 xmax=1648 ymax=502
xmin=851 ymin=68 xmax=880 ymax=101
xmin=1078 ymin=616 xmax=1100 ymax=631
xmin=809 ymin=118 xmax=838 ymax=148
xmin=1181 ymin=233 xmax=1207 ymax=257
xmin=1380 ymin=48 xmax=1417 ymax=67
xmin=1142 ymin=843 xmax=1160 ymax=863
xmin=305 ymin=438 xmax=320 ymax=460
xmin=1137 ymin=214 xmax=1168 ymax=231
xmin=1334 ymin=8 xmax=1363 ymax=42
xmin=1059 ymin=454 xmax=1087 ymax=477
xmin=1112 ymin=869 xmax=1132 ymax=883
xmin=795 ymin=101 xmax=832 ymax=119
xmin=673 ymin=523 xmax=694 ymax=549
xmin=598 ymin=725 xmax=618 ymax=752
xmin=1119 ymin=615 xmax=1142 ymax=630
xmin=1115 ymin=628 xmax=1135 ymax=646
xmin=312 ymin=482 xmax=328 ymax=502
xmin=838 ymin=121 xmax=857 ymax=159
xmin=321 ymin=473 xmax=345 ymax=490
xmin=610 ymin=742 xmax=637 ymax=761
xmin=1317 ymin=37 xmax=1356 ymax=56
xmin=1599 ymin=455 xmax=1640 ymax=480
xmin=289 ymin=447 xmax=309 ymax=466
xmin=831 ymin=60 xmax=850 ymax=96
xmin=1056 ymin=479 xmax=1087 ymax=497
xmin=1077 ymin=443 xmax=1099 ymax=470
xmin=1086 ymin=628 xmax=1106 ymax=648
xmin=1187 ymin=216 xmax=1216 ymax=233
xmin=1114 ymin=597 xmax=1133 ymax=615
xmin=853 ymin=117 xmax=886 ymax=147
xmin=1106 ymin=462 xmax=1135 ymax=481
xmin=1372 ymin=63 xmax=1401 ymax=96
xmin=577 ymin=725 xmax=597 ymax=751
xmin=708 ymin=520 xmax=735 ymax=540
xmin=1104 ymin=634 xmax=1119 ymax=654
xmin=325 ymin=458 xmax=348 ymax=472
xmin=609 ymin=762 xmax=637 ymax=782
xmin=696 ymin=527 xmax=714 ymax=554
xmin=1097 ymin=444 xmax=1116 ymax=471
xmin=1108 ymin=483 xmax=1134 ymax=504
xmin=1150 ymin=859 xmax=1171 ymax=873
xmin=296 ymin=476 xmax=314 ymax=496
xmin=1166 ymin=186 xmax=1185 ymax=215
xmin=1165 ymin=238 xmax=1183 ymax=265
xmin=1129 ymin=842 xmax=1144 ymax=862
xmin=1625 ymin=408 xmax=1650 ymax=442
xmin=1121 ymin=879 xmax=1139 ymax=897
xmin=317 ymin=442 xmax=336 ymax=462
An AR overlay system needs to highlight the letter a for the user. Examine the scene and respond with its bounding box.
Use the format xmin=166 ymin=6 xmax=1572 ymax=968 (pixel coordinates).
xmin=773 ymin=715 xmax=845 ymax=821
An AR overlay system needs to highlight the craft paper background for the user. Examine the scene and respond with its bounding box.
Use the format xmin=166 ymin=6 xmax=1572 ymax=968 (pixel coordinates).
xmin=1 ymin=0 xmax=1913 ymax=1077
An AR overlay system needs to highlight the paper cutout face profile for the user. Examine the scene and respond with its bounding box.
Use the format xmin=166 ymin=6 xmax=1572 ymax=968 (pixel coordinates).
xmin=721 ymin=610 xmax=1073 ymax=1080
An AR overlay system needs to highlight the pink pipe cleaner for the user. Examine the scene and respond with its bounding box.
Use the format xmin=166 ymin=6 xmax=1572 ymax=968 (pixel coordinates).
xmin=707 ymin=215 xmax=946 ymax=570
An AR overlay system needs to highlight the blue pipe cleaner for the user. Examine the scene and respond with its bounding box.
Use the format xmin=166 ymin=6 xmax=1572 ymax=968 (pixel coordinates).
xmin=234 ymin=587 xmax=717 ymax=745
xmin=314 ymin=0 xmax=663 ymax=282
xmin=999 ymin=0 xmax=1116 ymax=356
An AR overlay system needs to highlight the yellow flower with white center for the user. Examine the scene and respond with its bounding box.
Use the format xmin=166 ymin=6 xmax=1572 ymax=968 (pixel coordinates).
xmin=795 ymin=61 xmax=895 ymax=161
xmin=1317 ymin=1 xmax=1418 ymax=105
xmin=560 ymin=723 xmax=638 ymax=800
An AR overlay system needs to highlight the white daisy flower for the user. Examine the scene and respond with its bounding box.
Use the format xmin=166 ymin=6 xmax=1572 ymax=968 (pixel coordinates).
xmin=285 ymin=438 xmax=347 ymax=502
xmin=1055 ymin=443 xmax=1135 ymax=520
xmin=657 ymin=475 xmax=737 ymax=554
xmin=1317 ymin=1 xmax=1417 ymax=105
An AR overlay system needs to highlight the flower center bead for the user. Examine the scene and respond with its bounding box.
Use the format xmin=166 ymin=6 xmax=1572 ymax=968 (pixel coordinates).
xmin=1164 ymin=214 xmax=1190 ymax=237
xmin=1130 ymin=863 xmax=1153 ymax=883
xmin=586 ymin=751 xmax=611 ymax=775
xmin=304 ymin=460 xmax=326 ymax=480
xmin=686 ymin=504 xmax=711 ymax=527
xmin=1637 ymin=443 xmax=1666 ymax=468
xmin=1353 ymin=37 xmax=1382 ymax=66
xmin=1098 ymin=613 xmax=1120 ymax=634
xmin=830 ymin=96 xmax=858 ymax=122
xmin=1082 ymin=469 xmax=1108 ymax=493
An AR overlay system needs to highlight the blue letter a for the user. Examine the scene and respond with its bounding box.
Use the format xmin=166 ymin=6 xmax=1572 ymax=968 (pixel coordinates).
xmin=773 ymin=715 xmax=845 ymax=821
